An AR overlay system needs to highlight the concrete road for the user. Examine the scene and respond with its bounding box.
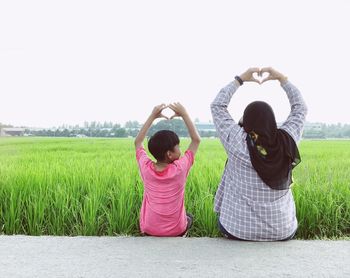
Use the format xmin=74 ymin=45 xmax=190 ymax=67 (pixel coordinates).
xmin=0 ymin=236 xmax=349 ymax=278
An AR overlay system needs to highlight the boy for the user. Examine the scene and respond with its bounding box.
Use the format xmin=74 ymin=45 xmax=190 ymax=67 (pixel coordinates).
xmin=134 ymin=102 xmax=201 ymax=236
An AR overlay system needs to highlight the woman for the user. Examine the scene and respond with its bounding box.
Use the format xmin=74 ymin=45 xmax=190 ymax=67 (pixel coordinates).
xmin=210 ymin=67 xmax=307 ymax=241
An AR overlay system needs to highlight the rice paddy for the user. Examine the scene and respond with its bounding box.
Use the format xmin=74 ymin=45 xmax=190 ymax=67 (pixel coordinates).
xmin=0 ymin=137 xmax=349 ymax=239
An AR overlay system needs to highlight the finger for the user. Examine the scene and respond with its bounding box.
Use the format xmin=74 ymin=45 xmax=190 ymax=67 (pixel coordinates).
xmin=168 ymin=104 xmax=175 ymax=111
xmin=160 ymin=105 xmax=168 ymax=111
xmin=171 ymin=112 xmax=180 ymax=119
xmin=169 ymin=103 xmax=178 ymax=111
xmin=250 ymin=78 xmax=261 ymax=84
xmin=260 ymin=67 xmax=272 ymax=74
xmin=249 ymin=67 xmax=260 ymax=74
xmin=251 ymin=71 xmax=260 ymax=80
xmin=248 ymin=77 xmax=261 ymax=84
xmin=260 ymin=76 xmax=273 ymax=84
xmin=160 ymin=114 xmax=169 ymax=120
xmin=156 ymin=104 xmax=166 ymax=111
xmin=260 ymin=68 xmax=268 ymax=74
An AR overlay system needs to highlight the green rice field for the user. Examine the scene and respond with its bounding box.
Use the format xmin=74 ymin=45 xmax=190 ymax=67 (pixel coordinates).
xmin=0 ymin=137 xmax=349 ymax=239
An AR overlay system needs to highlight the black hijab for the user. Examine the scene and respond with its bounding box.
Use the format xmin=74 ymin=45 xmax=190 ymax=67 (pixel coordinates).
xmin=242 ymin=101 xmax=301 ymax=190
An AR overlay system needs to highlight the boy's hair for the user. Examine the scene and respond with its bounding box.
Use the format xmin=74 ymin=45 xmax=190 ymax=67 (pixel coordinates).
xmin=148 ymin=130 xmax=180 ymax=161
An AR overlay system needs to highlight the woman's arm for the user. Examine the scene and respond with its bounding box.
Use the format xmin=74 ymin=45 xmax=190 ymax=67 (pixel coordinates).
xmin=280 ymin=81 xmax=308 ymax=143
xmin=260 ymin=67 xmax=308 ymax=143
xmin=210 ymin=68 xmax=260 ymax=153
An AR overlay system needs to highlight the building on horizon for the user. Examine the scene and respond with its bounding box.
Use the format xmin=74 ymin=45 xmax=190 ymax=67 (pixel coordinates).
xmin=194 ymin=122 xmax=216 ymax=132
xmin=0 ymin=128 xmax=26 ymax=137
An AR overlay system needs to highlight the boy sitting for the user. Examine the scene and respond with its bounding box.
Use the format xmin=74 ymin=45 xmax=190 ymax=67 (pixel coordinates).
xmin=134 ymin=103 xmax=201 ymax=236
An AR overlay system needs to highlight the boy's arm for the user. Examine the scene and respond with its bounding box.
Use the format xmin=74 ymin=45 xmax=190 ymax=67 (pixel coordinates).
xmin=134 ymin=104 xmax=168 ymax=149
xmin=169 ymin=102 xmax=201 ymax=155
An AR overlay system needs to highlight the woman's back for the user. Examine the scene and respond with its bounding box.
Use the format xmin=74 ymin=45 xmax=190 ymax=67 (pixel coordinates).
xmin=214 ymin=125 xmax=298 ymax=241
xmin=211 ymin=68 xmax=307 ymax=241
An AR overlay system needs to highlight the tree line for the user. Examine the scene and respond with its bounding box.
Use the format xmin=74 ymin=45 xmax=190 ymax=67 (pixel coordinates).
xmin=2 ymin=120 xmax=216 ymax=138
xmin=303 ymin=123 xmax=350 ymax=139
xmin=2 ymin=121 xmax=350 ymax=139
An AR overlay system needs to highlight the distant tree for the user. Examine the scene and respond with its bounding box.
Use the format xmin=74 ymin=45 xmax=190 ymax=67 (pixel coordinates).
xmin=115 ymin=128 xmax=127 ymax=137
xmin=90 ymin=121 xmax=97 ymax=129
xmin=113 ymin=123 xmax=121 ymax=129
xmin=343 ymin=125 xmax=350 ymax=137
xmin=21 ymin=120 xmax=350 ymax=139
xmin=125 ymin=121 xmax=140 ymax=129
xmin=62 ymin=129 xmax=70 ymax=137
xmin=148 ymin=119 xmax=188 ymax=137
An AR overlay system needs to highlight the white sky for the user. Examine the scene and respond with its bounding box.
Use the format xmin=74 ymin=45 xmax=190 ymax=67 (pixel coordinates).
xmin=1 ymin=0 xmax=350 ymax=128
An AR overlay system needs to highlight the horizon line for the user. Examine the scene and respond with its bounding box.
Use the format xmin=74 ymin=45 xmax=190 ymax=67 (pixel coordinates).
xmin=2 ymin=120 xmax=350 ymax=130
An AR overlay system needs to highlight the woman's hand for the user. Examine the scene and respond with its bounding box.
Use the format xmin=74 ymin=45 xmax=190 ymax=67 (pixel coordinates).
xmin=239 ymin=68 xmax=261 ymax=84
xmin=260 ymin=67 xmax=288 ymax=84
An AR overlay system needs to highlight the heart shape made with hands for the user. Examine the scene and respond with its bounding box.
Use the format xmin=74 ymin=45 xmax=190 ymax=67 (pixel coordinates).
xmin=252 ymin=71 xmax=271 ymax=83
xmin=161 ymin=107 xmax=177 ymax=120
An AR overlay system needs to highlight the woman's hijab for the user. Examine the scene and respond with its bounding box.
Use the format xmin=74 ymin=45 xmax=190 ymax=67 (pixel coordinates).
xmin=242 ymin=101 xmax=301 ymax=190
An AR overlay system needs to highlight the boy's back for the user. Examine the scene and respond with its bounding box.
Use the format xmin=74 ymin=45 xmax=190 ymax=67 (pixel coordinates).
xmin=136 ymin=147 xmax=194 ymax=236
xmin=134 ymin=103 xmax=201 ymax=237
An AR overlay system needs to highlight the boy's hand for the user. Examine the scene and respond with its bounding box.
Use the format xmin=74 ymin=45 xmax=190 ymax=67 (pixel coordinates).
xmin=168 ymin=102 xmax=188 ymax=119
xmin=151 ymin=104 xmax=169 ymax=120
xmin=169 ymin=102 xmax=201 ymax=154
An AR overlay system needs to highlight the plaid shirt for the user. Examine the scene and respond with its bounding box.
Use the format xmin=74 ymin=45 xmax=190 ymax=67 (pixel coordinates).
xmin=211 ymin=80 xmax=307 ymax=241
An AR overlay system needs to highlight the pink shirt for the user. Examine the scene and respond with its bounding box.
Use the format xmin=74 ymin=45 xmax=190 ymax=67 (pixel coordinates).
xmin=136 ymin=147 xmax=194 ymax=236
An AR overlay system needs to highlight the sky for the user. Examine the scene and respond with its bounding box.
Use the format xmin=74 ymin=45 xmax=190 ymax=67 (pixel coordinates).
xmin=1 ymin=0 xmax=350 ymax=128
